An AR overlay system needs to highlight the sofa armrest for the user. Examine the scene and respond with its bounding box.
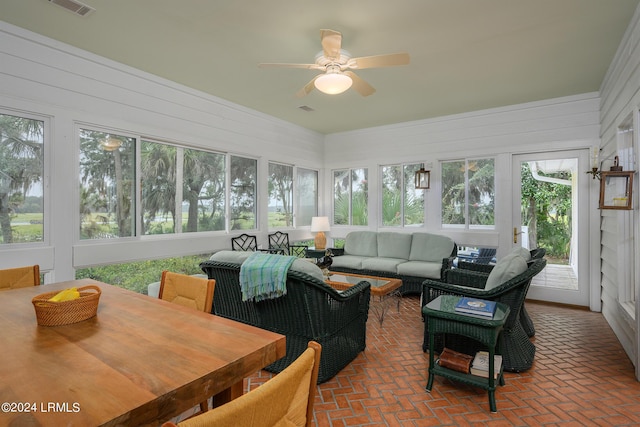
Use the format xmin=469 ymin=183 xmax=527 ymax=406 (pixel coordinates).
xmin=439 ymin=243 xmax=458 ymax=279
xmin=443 ymin=268 xmax=489 ymax=288
xmin=457 ymin=260 xmax=494 ymax=273
xmin=329 ymin=247 xmax=345 ymax=256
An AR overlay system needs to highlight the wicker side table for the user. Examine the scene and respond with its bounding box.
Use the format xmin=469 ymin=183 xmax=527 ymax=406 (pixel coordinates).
xmin=423 ymin=295 xmax=510 ymax=413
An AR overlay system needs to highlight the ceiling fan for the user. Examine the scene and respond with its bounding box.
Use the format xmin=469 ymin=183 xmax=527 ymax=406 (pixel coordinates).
xmin=259 ymin=29 xmax=410 ymax=97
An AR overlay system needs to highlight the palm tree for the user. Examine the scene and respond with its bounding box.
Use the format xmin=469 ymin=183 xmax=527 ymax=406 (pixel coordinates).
xmin=0 ymin=114 xmax=43 ymax=244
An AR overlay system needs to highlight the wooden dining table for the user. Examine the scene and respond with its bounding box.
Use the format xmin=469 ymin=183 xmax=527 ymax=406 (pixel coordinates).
xmin=0 ymin=279 xmax=286 ymax=426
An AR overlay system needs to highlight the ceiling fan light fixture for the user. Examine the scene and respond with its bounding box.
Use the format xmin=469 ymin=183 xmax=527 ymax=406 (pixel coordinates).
xmin=314 ymin=72 xmax=352 ymax=95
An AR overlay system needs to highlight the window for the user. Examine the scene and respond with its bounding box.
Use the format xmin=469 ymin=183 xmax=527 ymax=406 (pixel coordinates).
xmin=79 ymin=130 xmax=136 ymax=239
xmin=230 ymin=155 xmax=257 ymax=230
xmin=381 ymin=163 xmax=424 ymax=227
xmin=268 ymin=162 xmax=293 ymax=228
xmin=334 ymin=168 xmax=368 ymax=226
xmin=140 ymin=140 xmax=226 ymax=235
xmin=441 ymin=158 xmax=495 ymax=229
xmin=80 ymin=128 xmax=258 ymax=237
xmin=297 ymin=168 xmax=318 ymax=227
xmin=0 ymin=113 xmax=44 ymax=244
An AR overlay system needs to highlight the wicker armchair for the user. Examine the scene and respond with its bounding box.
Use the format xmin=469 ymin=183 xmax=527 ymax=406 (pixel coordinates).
xmin=200 ymin=254 xmax=370 ymax=383
xmin=422 ymin=257 xmax=547 ymax=372
xmin=454 ymin=247 xmax=546 ymax=337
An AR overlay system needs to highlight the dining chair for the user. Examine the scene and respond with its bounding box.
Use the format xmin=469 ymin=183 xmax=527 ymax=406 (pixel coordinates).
xmin=0 ymin=265 xmax=40 ymax=291
xmin=159 ymin=270 xmax=216 ymax=413
xmin=268 ymin=231 xmax=308 ymax=257
xmin=162 ymin=341 xmax=322 ymax=427
xmin=231 ymin=233 xmax=285 ymax=254
xmin=231 ymin=233 xmax=260 ymax=251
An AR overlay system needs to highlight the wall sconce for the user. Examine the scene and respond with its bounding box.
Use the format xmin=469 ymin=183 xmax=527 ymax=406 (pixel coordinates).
xmin=310 ymin=216 xmax=330 ymax=250
xmin=415 ymin=165 xmax=431 ymax=189
xmin=586 ymin=147 xmax=601 ymax=180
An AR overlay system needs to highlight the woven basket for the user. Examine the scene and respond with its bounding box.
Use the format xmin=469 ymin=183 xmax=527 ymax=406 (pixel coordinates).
xmin=32 ymin=285 xmax=101 ymax=326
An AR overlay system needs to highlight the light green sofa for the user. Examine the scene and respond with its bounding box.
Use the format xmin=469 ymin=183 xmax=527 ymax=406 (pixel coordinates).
xmin=329 ymin=231 xmax=457 ymax=295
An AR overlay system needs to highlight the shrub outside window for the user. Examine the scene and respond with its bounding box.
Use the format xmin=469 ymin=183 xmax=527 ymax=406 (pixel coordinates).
xmin=334 ymin=168 xmax=368 ymax=226
xmin=381 ymin=163 xmax=424 ymax=227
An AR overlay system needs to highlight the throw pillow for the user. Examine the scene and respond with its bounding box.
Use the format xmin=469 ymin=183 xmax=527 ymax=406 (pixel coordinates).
xmin=485 ymin=253 xmax=528 ymax=290
xmin=510 ymin=246 xmax=532 ymax=261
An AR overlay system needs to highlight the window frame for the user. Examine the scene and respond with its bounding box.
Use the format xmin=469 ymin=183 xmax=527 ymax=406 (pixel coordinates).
xmin=441 ymin=157 xmax=495 ymax=230
xmin=379 ymin=163 xmax=425 ymax=228
xmin=0 ymin=109 xmax=49 ymax=248
xmin=333 ymin=167 xmax=369 ymax=226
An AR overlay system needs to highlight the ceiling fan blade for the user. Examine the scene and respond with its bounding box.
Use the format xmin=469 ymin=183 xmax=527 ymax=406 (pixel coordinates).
xmin=344 ymin=71 xmax=375 ymax=97
xmin=320 ymin=29 xmax=342 ymax=60
xmin=295 ymin=76 xmax=320 ymax=98
xmin=259 ymin=62 xmax=320 ymax=69
xmin=349 ymin=53 xmax=410 ymax=69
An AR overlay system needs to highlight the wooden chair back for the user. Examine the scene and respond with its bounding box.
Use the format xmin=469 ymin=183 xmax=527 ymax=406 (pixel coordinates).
xmin=162 ymin=341 xmax=322 ymax=427
xmin=159 ymin=271 xmax=215 ymax=313
xmin=0 ymin=265 xmax=40 ymax=291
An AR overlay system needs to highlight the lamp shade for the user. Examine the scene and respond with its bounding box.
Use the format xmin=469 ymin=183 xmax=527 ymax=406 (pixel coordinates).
xmin=310 ymin=216 xmax=330 ymax=232
xmin=314 ymin=73 xmax=352 ymax=95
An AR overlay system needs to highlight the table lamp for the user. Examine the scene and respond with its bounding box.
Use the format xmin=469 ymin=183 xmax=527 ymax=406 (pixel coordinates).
xmin=310 ymin=216 xmax=330 ymax=250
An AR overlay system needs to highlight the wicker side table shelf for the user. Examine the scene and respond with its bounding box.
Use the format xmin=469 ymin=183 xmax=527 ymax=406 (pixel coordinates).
xmin=423 ymin=295 xmax=510 ymax=413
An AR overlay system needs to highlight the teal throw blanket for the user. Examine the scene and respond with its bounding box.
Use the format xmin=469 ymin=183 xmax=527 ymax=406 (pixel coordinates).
xmin=239 ymin=252 xmax=296 ymax=302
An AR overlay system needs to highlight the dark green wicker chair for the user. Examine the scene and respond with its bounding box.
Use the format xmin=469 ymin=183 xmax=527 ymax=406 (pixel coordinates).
xmin=422 ymin=257 xmax=547 ymax=372
xmin=200 ymin=256 xmax=370 ymax=383
xmin=454 ymin=248 xmax=546 ymax=337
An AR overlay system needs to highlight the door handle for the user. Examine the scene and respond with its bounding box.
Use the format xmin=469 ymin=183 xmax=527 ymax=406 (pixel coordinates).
xmin=513 ymin=227 xmax=524 ymax=244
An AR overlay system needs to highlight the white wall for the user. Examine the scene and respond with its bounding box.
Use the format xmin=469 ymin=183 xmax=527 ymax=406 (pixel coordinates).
xmin=324 ymin=94 xmax=600 ymax=260
xmin=598 ymin=5 xmax=640 ymax=374
xmin=0 ymin=22 xmax=323 ymax=282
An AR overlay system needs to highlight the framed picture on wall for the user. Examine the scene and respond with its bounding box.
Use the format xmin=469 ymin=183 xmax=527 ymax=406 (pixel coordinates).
xmin=599 ymin=171 xmax=634 ymax=210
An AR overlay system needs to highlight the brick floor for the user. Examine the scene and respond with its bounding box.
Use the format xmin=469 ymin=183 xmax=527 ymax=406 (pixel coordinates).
xmin=245 ymin=296 xmax=640 ymax=426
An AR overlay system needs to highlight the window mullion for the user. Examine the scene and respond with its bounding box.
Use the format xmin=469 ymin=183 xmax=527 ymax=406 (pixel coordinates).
xmin=175 ymin=147 xmax=183 ymax=234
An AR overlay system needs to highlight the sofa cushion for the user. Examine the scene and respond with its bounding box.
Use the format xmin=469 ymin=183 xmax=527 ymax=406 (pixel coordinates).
xmin=485 ymin=253 xmax=528 ymax=290
xmin=330 ymin=255 xmax=368 ymax=271
xmin=209 ymin=250 xmax=324 ymax=281
xmin=361 ymin=257 xmax=407 ymax=274
xmin=396 ymin=261 xmax=443 ymax=279
xmin=377 ymin=232 xmax=412 ymax=260
xmin=210 ymin=250 xmax=253 ymax=264
xmin=344 ymin=231 xmax=378 ymax=257
xmin=409 ymin=233 xmax=455 ymax=262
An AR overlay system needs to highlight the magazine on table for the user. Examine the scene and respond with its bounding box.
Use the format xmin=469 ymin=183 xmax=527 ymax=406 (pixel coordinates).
xmin=470 ymin=351 xmax=503 ymax=379
xmin=454 ymin=297 xmax=497 ymax=318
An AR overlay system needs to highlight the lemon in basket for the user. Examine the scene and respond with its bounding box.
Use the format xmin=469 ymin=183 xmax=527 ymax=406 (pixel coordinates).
xmin=48 ymin=287 xmax=80 ymax=302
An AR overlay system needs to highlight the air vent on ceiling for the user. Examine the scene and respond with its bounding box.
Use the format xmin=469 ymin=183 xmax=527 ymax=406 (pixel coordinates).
xmin=298 ymin=105 xmax=315 ymax=112
xmin=48 ymin=0 xmax=95 ymax=17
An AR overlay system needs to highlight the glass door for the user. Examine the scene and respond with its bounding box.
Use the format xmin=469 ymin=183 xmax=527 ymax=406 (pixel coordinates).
xmin=512 ymin=150 xmax=590 ymax=306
